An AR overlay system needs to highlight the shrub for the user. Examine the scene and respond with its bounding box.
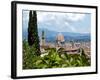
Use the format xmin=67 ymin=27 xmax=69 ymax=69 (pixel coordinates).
xmin=23 ymin=41 xmax=90 ymax=69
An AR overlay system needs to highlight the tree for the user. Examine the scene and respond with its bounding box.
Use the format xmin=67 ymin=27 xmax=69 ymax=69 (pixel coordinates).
xmin=28 ymin=10 xmax=41 ymax=56
xmin=28 ymin=10 xmax=33 ymax=45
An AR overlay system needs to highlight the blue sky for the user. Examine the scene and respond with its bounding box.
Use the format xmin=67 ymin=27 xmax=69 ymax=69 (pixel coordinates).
xmin=22 ymin=10 xmax=91 ymax=33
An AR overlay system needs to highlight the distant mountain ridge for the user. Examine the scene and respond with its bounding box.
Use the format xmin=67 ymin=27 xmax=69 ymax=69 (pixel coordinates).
xmin=23 ymin=28 xmax=91 ymax=42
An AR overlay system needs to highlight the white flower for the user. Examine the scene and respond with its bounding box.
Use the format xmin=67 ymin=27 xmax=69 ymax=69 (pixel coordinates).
xmin=40 ymin=52 xmax=48 ymax=57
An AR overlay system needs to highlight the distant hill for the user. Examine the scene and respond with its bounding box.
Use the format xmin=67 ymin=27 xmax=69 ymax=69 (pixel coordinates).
xmin=23 ymin=28 xmax=91 ymax=42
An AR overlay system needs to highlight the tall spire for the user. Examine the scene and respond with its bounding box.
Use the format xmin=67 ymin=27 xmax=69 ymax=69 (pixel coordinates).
xmin=41 ymin=30 xmax=45 ymax=46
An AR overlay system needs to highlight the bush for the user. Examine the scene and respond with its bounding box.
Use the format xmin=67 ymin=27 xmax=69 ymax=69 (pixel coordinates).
xmin=23 ymin=41 xmax=90 ymax=69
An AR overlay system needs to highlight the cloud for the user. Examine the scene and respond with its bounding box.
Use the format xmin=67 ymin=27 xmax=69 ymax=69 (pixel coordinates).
xmin=37 ymin=11 xmax=84 ymax=32
xmin=23 ymin=10 xmax=90 ymax=33
xmin=64 ymin=22 xmax=77 ymax=32
xmin=37 ymin=12 xmax=57 ymax=23
xmin=66 ymin=13 xmax=85 ymax=21
xmin=22 ymin=11 xmax=29 ymax=22
xmin=37 ymin=11 xmax=85 ymax=23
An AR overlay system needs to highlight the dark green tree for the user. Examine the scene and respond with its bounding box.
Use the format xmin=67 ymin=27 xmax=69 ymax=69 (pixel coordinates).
xmin=28 ymin=10 xmax=41 ymax=56
xmin=28 ymin=10 xmax=33 ymax=45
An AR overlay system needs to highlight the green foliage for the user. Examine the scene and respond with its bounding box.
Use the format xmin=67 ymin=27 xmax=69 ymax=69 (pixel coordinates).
xmin=28 ymin=10 xmax=40 ymax=56
xmin=23 ymin=41 xmax=90 ymax=69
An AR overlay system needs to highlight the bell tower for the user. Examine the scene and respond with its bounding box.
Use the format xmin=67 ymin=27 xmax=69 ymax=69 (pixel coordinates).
xmin=41 ymin=30 xmax=45 ymax=46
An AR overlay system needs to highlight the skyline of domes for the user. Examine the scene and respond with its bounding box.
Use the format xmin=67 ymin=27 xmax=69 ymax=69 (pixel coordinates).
xmin=56 ymin=33 xmax=65 ymax=42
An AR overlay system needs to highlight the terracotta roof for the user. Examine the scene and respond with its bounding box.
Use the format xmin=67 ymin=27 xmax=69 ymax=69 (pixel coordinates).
xmin=56 ymin=33 xmax=65 ymax=42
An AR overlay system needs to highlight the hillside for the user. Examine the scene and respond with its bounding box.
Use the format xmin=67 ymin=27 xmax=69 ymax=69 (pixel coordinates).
xmin=23 ymin=28 xmax=91 ymax=42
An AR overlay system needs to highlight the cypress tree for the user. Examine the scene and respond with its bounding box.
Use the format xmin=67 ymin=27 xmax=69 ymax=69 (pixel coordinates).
xmin=28 ymin=10 xmax=33 ymax=45
xmin=28 ymin=10 xmax=41 ymax=56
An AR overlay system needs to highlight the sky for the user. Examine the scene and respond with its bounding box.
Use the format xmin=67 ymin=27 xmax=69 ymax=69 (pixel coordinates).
xmin=22 ymin=10 xmax=91 ymax=34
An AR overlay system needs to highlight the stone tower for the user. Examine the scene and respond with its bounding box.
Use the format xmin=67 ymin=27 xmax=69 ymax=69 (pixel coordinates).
xmin=56 ymin=33 xmax=65 ymax=47
xmin=41 ymin=30 xmax=45 ymax=46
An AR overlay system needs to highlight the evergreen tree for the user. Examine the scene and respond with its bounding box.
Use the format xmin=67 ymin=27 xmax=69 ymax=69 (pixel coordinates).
xmin=28 ymin=10 xmax=40 ymax=56
xmin=28 ymin=10 xmax=33 ymax=45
